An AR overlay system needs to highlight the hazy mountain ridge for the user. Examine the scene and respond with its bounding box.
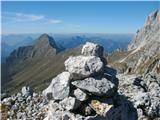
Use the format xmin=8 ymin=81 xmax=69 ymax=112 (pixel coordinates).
xmin=1 ymin=35 xmax=82 ymax=93
xmin=1 ymin=33 xmax=133 ymax=62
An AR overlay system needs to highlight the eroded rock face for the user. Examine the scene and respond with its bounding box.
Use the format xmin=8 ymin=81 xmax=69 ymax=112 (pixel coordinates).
xmin=81 ymin=42 xmax=104 ymax=58
xmin=117 ymin=10 xmax=160 ymax=74
xmin=64 ymin=55 xmax=104 ymax=79
xmin=43 ymin=72 xmax=71 ymax=100
xmin=128 ymin=10 xmax=160 ymax=51
xmin=72 ymin=77 xmax=117 ymax=97
xmin=117 ymin=72 xmax=160 ymax=119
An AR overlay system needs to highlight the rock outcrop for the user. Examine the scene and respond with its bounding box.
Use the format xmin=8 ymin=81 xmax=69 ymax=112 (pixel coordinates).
xmin=128 ymin=10 xmax=160 ymax=50
xmin=110 ymin=10 xmax=160 ymax=75
xmin=117 ymin=72 xmax=160 ymax=120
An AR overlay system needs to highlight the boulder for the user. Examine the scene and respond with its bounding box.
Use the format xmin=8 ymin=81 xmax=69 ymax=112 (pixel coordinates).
xmin=72 ymin=77 xmax=117 ymax=97
xmin=73 ymin=88 xmax=88 ymax=101
xmin=60 ymin=97 xmax=81 ymax=111
xmin=21 ymin=86 xmax=32 ymax=98
xmin=65 ymin=56 xmax=103 ymax=79
xmin=81 ymin=42 xmax=104 ymax=58
xmin=43 ymin=72 xmax=71 ymax=100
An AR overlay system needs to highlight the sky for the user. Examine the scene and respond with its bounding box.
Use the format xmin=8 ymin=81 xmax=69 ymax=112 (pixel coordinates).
xmin=1 ymin=1 xmax=160 ymax=34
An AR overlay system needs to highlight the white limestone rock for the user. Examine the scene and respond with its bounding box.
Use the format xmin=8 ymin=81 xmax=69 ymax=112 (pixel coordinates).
xmin=43 ymin=72 xmax=71 ymax=100
xmin=81 ymin=42 xmax=104 ymax=58
xmin=65 ymin=55 xmax=104 ymax=79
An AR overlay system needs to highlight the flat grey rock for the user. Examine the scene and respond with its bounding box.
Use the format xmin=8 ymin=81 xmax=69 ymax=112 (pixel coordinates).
xmin=72 ymin=77 xmax=117 ymax=97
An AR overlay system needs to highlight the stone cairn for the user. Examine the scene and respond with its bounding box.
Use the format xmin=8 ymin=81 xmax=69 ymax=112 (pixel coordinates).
xmin=1 ymin=42 xmax=137 ymax=120
xmin=42 ymin=42 xmax=129 ymax=120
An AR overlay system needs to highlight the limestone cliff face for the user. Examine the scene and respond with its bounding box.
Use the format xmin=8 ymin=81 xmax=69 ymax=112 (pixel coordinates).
xmin=126 ymin=10 xmax=160 ymax=74
xmin=110 ymin=10 xmax=160 ymax=74
xmin=128 ymin=10 xmax=160 ymax=51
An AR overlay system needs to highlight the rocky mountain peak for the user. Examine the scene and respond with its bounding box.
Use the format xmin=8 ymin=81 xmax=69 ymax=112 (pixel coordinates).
xmin=128 ymin=10 xmax=160 ymax=51
xmin=145 ymin=9 xmax=160 ymax=26
xmin=6 ymin=34 xmax=60 ymax=65
xmin=109 ymin=10 xmax=160 ymax=75
xmin=34 ymin=33 xmax=59 ymax=50
xmin=32 ymin=34 xmax=60 ymax=58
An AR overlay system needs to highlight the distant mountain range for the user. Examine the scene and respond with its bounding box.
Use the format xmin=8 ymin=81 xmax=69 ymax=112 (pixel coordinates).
xmin=1 ymin=34 xmax=81 ymax=93
xmin=1 ymin=33 xmax=133 ymax=62
xmin=53 ymin=33 xmax=133 ymax=52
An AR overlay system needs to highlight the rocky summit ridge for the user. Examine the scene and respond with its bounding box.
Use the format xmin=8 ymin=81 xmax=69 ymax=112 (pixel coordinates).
xmin=2 ymin=42 xmax=160 ymax=120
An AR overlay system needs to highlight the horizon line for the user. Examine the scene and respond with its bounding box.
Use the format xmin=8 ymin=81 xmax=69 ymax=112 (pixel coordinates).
xmin=1 ymin=32 xmax=135 ymax=36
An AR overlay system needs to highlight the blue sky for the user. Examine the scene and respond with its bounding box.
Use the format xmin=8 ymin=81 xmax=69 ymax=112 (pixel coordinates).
xmin=2 ymin=1 xmax=159 ymax=34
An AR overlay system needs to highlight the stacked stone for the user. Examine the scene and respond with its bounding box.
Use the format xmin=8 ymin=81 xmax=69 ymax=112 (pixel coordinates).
xmin=43 ymin=42 xmax=119 ymax=119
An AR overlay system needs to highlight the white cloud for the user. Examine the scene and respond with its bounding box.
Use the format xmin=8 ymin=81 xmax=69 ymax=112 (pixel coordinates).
xmin=2 ymin=11 xmax=63 ymax=24
xmin=48 ymin=19 xmax=63 ymax=24
xmin=15 ymin=13 xmax=45 ymax=22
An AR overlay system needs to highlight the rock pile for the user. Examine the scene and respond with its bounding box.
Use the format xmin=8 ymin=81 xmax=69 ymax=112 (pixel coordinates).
xmin=1 ymin=86 xmax=49 ymax=120
xmin=118 ymin=72 xmax=160 ymax=120
xmin=42 ymin=42 xmax=136 ymax=120
xmin=3 ymin=42 xmax=158 ymax=120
